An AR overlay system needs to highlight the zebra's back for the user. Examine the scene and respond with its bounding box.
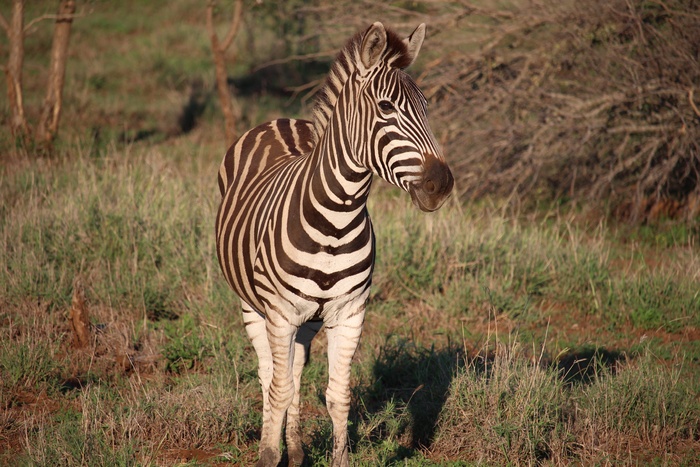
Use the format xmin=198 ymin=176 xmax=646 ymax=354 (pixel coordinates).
xmin=217 ymin=118 xmax=316 ymax=197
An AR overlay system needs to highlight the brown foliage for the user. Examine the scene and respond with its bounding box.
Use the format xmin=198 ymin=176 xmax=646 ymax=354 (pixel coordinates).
xmin=422 ymin=0 xmax=700 ymax=221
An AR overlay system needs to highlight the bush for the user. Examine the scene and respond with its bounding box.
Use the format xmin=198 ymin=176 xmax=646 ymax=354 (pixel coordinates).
xmin=422 ymin=0 xmax=700 ymax=221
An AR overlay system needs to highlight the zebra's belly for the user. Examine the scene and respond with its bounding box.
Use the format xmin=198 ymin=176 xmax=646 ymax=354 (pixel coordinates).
xmin=251 ymin=255 xmax=372 ymax=326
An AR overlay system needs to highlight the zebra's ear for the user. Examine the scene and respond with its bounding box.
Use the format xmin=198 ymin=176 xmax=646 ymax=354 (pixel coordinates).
xmin=361 ymin=22 xmax=387 ymax=69
xmin=402 ymin=23 xmax=426 ymax=68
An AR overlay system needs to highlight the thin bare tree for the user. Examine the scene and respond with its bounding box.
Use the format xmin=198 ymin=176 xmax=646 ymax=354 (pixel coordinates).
xmin=206 ymin=0 xmax=243 ymax=147
xmin=1 ymin=0 xmax=77 ymax=151
xmin=36 ymin=0 xmax=77 ymax=148
xmin=1 ymin=0 xmax=29 ymax=138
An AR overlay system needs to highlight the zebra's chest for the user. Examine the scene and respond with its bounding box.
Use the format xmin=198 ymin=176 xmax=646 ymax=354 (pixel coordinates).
xmin=250 ymin=213 xmax=375 ymax=324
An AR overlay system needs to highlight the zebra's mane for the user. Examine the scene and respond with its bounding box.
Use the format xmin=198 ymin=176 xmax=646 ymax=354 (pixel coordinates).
xmin=311 ymin=24 xmax=412 ymax=142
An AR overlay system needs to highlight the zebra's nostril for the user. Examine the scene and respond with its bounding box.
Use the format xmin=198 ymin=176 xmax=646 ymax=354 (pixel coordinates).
xmin=425 ymin=180 xmax=436 ymax=194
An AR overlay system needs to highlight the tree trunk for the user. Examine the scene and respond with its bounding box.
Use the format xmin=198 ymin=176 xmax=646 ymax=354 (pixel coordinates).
xmin=206 ymin=0 xmax=243 ymax=148
xmin=4 ymin=0 xmax=28 ymax=138
xmin=36 ymin=0 xmax=76 ymax=150
xmin=209 ymin=24 xmax=237 ymax=147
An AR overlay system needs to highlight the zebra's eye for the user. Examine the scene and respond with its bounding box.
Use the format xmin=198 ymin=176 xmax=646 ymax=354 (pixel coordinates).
xmin=378 ymin=100 xmax=395 ymax=113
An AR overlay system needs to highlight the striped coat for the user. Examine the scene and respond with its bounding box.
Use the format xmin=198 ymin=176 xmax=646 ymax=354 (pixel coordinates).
xmin=216 ymin=22 xmax=453 ymax=467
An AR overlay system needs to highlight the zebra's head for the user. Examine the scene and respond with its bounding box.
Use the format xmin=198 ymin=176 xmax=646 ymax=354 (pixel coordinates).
xmin=356 ymin=22 xmax=454 ymax=212
xmin=312 ymin=22 xmax=454 ymax=212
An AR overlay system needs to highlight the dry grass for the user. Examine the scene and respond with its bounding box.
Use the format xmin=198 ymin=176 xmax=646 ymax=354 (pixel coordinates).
xmin=2 ymin=1 xmax=699 ymax=465
xmin=429 ymin=337 xmax=699 ymax=465
xmin=1 ymin=147 xmax=699 ymax=465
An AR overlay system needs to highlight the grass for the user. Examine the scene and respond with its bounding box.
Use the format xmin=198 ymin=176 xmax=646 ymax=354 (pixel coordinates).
xmin=2 ymin=1 xmax=699 ymax=464
xmin=2 ymin=146 xmax=698 ymax=465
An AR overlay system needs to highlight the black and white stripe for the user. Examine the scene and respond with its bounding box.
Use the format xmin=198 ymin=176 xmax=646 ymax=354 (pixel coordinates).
xmin=215 ymin=22 xmax=453 ymax=467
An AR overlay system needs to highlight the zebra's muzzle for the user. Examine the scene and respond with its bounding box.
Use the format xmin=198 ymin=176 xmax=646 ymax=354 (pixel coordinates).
xmin=408 ymin=153 xmax=454 ymax=212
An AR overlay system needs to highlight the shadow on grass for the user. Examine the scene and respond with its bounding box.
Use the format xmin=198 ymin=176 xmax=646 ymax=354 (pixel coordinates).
xmin=352 ymin=337 xmax=465 ymax=462
xmin=556 ymin=346 xmax=625 ymax=385
xmin=301 ymin=341 xmax=628 ymax=465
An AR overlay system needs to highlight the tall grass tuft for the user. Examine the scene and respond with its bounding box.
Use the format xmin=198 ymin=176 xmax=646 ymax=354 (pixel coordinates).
xmin=432 ymin=338 xmax=572 ymax=465
xmin=578 ymin=350 xmax=699 ymax=461
xmin=431 ymin=338 xmax=700 ymax=465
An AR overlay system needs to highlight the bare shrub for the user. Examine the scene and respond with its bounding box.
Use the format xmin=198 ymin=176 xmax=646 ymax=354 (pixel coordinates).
xmin=206 ymin=0 xmax=244 ymax=147
xmin=423 ymin=0 xmax=700 ymax=221
xmin=1 ymin=0 xmax=78 ymax=151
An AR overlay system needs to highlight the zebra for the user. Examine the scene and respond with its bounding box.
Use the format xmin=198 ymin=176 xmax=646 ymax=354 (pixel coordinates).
xmin=215 ymin=22 xmax=453 ymax=467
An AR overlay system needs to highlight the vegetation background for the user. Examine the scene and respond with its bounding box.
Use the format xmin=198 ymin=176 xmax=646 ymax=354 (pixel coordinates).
xmin=1 ymin=0 xmax=699 ymax=465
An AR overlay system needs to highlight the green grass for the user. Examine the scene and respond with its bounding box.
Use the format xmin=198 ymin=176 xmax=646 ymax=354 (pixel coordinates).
xmin=0 ymin=340 xmax=59 ymax=390
xmin=2 ymin=0 xmax=699 ymax=464
xmin=579 ymin=350 xmax=698 ymax=454
xmin=1 ymin=153 xmax=214 ymax=314
xmin=433 ymin=342 xmax=570 ymax=465
xmin=2 ymin=144 xmax=699 ymax=465
xmin=16 ymin=405 xmax=140 ymax=467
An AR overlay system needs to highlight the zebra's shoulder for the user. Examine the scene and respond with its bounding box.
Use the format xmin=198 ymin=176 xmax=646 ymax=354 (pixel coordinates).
xmin=271 ymin=118 xmax=316 ymax=156
xmin=218 ymin=118 xmax=315 ymax=196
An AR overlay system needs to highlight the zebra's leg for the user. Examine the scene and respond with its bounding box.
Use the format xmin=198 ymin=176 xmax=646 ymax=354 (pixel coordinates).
xmin=241 ymin=302 xmax=273 ymax=435
xmin=258 ymin=312 xmax=298 ymax=467
xmin=325 ymin=311 xmax=365 ymax=467
xmin=286 ymin=320 xmax=322 ymax=466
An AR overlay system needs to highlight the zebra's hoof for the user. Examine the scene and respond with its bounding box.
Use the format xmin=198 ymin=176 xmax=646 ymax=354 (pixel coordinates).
xmin=287 ymin=445 xmax=304 ymax=466
xmin=256 ymin=447 xmax=280 ymax=467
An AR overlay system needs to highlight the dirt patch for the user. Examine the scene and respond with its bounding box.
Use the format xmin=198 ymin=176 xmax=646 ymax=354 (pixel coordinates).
xmin=1 ymin=388 xmax=74 ymax=459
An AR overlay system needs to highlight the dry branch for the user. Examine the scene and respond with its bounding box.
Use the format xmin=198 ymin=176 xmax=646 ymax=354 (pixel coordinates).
xmin=689 ymin=89 xmax=700 ymax=118
xmin=0 ymin=11 xmax=9 ymax=33
xmin=220 ymin=0 xmax=243 ymax=52
xmin=23 ymin=11 xmax=82 ymax=34
xmin=415 ymin=0 xmax=700 ymax=221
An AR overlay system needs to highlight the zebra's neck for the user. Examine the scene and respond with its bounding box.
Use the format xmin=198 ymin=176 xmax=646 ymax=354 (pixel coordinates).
xmin=306 ymin=48 xmax=377 ymax=232
xmin=304 ymin=114 xmax=373 ymax=231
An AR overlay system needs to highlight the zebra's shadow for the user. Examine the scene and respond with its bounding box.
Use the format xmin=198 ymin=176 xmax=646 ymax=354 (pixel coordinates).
xmin=360 ymin=337 xmax=464 ymax=456
xmin=302 ymin=336 xmax=463 ymax=464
